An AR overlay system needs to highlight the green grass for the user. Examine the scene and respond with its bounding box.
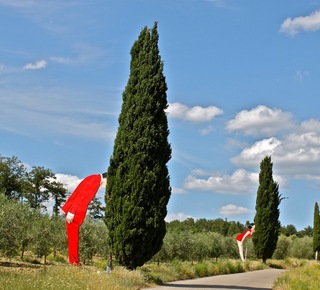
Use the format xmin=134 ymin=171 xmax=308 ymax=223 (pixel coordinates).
xmin=273 ymin=260 xmax=320 ymax=290
xmin=0 ymin=257 xmax=317 ymax=290
xmin=0 ymin=263 xmax=149 ymax=290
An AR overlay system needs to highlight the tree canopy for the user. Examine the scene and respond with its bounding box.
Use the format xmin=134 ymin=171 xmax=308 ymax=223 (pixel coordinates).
xmin=105 ymin=22 xmax=171 ymax=269
xmin=253 ymin=156 xmax=281 ymax=263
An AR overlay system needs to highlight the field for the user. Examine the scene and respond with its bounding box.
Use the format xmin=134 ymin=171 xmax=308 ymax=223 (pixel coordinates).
xmin=0 ymin=257 xmax=317 ymax=290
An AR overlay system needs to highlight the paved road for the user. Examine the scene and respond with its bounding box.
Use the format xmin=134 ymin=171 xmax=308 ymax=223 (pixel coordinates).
xmin=143 ymin=268 xmax=285 ymax=290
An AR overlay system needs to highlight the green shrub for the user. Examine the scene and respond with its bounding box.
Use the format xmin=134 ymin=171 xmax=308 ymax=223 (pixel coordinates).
xmin=194 ymin=261 xmax=209 ymax=277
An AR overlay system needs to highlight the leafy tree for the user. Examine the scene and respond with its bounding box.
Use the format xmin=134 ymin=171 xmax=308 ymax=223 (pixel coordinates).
xmin=25 ymin=166 xmax=55 ymax=210
xmin=31 ymin=214 xmax=56 ymax=264
xmin=0 ymin=155 xmax=27 ymax=200
xmin=0 ymin=192 xmax=20 ymax=257
xmin=50 ymin=215 xmax=68 ymax=258
xmin=79 ymin=219 xmax=110 ymax=264
xmin=223 ymin=236 xmax=239 ymax=259
xmin=297 ymin=226 xmax=313 ymax=238
xmin=290 ymin=236 xmax=313 ymax=259
xmin=105 ymin=22 xmax=171 ymax=269
xmin=88 ymin=196 xmax=105 ymax=220
xmin=253 ymin=156 xmax=282 ymax=263
xmin=313 ymin=202 xmax=320 ymax=259
xmin=272 ymin=235 xmax=292 ymax=259
xmin=280 ymin=224 xmax=297 ymax=236
xmin=17 ymin=205 xmax=41 ymax=259
xmin=207 ymin=232 xmax=224 ymax=261
xmin=48 ymin=180 xmax=67 ymax=217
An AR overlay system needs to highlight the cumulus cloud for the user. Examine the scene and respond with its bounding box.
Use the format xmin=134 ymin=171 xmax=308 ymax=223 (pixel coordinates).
xmin=172 ymin=187 xmax=187 ymax=195
xmin=226 ymin=105 xmax=294 ymax=136
xmin=165 ymin=212 xmax=193 ymax=222
xmin=184 ymin=169 xmax=258 ymax=194
xmin=55 ymin=173 xmax=82 ymax=192
xmin=231 ymin=137 xmax=282 ymax=167
xmin=166 ymin=102 xmax=223 ymax=123
xmin=23 ymin=60 xmax=47 ymax=70
xmin=219 ymin=204 xmax=253 ymax=217
xmin=55 ymin=173 xmax=107 ymax=194
xmin=232 ymin=120 xmax=320 ymax=177
xmin=280 ymin=10 xmax=320 ymax=36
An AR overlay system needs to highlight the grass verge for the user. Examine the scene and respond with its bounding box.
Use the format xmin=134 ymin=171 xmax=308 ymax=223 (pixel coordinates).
xmin=0 ymin=257 xmax=313 ymax=289
xmin=273 ymin=260 xmax=320 ymax=290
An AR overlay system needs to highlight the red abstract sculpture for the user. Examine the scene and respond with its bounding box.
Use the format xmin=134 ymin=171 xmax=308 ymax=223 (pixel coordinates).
xmin=61 ymin=173 xmax=106 ymax=265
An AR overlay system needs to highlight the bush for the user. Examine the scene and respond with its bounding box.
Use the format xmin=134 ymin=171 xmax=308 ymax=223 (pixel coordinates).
xmin=289 ymin=237 xmax=313 ymax=259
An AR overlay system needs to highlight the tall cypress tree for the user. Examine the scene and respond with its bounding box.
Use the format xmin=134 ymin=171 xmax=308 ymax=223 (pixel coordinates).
xmin=105 ymin=22 xmax=171 ymax=270
xmin=313 ymin=202 xmax=320 ymax=260
xmin=253 ymin=156 xmax=281 ymax=263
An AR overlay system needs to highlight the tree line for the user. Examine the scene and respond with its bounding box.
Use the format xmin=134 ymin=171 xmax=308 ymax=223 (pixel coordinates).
xmin=0 ymin=154 xmax=315 ymax=265
xmin=0 ymin=190 xmax=315 ymax=265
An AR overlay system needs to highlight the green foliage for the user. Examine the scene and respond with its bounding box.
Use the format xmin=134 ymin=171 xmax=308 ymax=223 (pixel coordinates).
xmin=0 ymin=193 xmax=21 ymax=257
xmin=280 ymin=224 xmax=297 ymax=236
xmin=105 ymin=22 xmax=171 ymax=269
xmin=194 ymin=261 xmax=209 ymax=277
xmin=31 ymin=214 xmax=58 ymax=264
xmin=166 ymin=218 xmax=245 ymax=236
xmin=313 ymin=202 xmax=320 ymax=255
xmin=88 ymin=197 xmax=105 ymax=220
xmin=25 ymin=166 xmax=55 ymax=210
xmin=0 ymin=155 xmax=67 ymax=212
xmin=273 ymin=261 xmax=320 ymax=290
xmin=273 ymin=235 xmax=292 ymax=260
xmin=79 ymin=219 xmax=109 ymax=264
xmin=289 ymin=236 xmax=313 ymax=259
xmin=253 ymin=156 xmax=281 ymax=263
xmin=0 ymin=156 xmax=27 ymax=200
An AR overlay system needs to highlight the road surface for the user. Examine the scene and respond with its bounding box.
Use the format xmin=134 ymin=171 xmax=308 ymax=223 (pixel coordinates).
xmin=142 ymin=268 xmax=285 ymax=290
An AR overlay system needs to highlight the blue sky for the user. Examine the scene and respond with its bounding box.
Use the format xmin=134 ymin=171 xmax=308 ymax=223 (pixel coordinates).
xmin=1 ymin=0 xmax=320 ymax=231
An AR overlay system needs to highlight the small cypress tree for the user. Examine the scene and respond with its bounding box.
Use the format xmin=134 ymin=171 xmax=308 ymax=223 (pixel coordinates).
xmin=313 ymin=202 xmax=320 ymax=260
xmin=105 ymin=22 xmax=171 ymax=270
xmin=253 ymin=156 xmax=281 ymax=263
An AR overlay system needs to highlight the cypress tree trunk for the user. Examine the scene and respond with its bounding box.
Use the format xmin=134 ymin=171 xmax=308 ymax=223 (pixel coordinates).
xmin=105 ymin=22 xmax=171 ymax=270
xmin=313 ymin=202 xmax=320 ymax=260
xmin=253 ymin=156 xmax=281 ymax=263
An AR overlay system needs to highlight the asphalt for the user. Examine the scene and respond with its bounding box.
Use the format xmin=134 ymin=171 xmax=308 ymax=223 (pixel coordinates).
xmin=142 ymin=268 xmax=285 ymax=290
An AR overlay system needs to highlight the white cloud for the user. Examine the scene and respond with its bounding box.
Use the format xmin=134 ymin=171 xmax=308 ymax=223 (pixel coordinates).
xmin=55 ymin=173 xmax=107 ymax=193
xmin=231 ymin=137 xmax=281 ymax=167
xmin=280 ymin=10 xmax=320 ymax=36
xmin=55 ymin=173 xmax=81 ymax=192
xmin=219 ymin=204 xmax=253 ymax=217
xmin=172 ymin=187 xmax=187 ymax=195
xmin=166 ymin=102 xmax=223 ymax=123
xmin=226 ymin=105 xmax=293 ymax=136
xmin=232 ymin=120 xmax=320 ymax=177
xmin=184 ymin=169 xmax=258 ymax=194
xmin=165 ymin=212 xmax=193 ymax=222
xmin=23 ymin=60 xmax=47 ymax=70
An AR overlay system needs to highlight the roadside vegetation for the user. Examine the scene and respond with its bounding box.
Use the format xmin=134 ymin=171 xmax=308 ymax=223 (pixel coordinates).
xmin=1 ymin=155 xmax=319 ymax=288
xmin=0 ymin=256 xmax=317 ymax=290
xmin=273 ymin=260 xmax=320 ymax=290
